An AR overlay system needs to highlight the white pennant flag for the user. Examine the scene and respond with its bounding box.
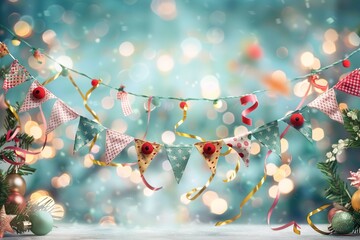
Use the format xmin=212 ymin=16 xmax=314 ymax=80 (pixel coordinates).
xmin=46 ymin=99 xmax=79 ymax=134
xmin=105 ymin=129 xmax=134 ymax=164
xmin=308 ymin=88 xmax=343 ymax=124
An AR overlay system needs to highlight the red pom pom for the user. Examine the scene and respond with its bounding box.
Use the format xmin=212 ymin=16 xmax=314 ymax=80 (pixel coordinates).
xmin=342 ymin=59 xmax=351 ymax=68
xmin=203 ymin=142 xmax=216 ymax=155
xmin=91 ymin=79 xmax=99 ymax=87
xmin=32 ymin=87 xmax=46 ymax=99
xmin=179 ymin=101 xmax=187 ymax=109
xmin=290 ymin=113 xmax=304 ymax=128
xmin=141 ymin=142 xmax=154 ymax=154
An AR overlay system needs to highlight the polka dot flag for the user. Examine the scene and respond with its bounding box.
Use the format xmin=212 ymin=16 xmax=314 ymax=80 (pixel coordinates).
xmin=164 ymin=144 xmax=193 ymax=183
xmin=223 ymin=134 xmax=252 ymax=167
xmin=194 ymin=141 xmax=223 ymax=174
xmin=134 ymin=139 xmax=161 ymax=175
xmin=251 ymin=120 xmax=281 ymax=156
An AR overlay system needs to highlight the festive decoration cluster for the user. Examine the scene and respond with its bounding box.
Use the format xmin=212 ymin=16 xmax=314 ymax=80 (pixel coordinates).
xmin=0 ymin=106 xmax=56 ymax=238
xmin=0 ymin=28 xmax=360 ymax=236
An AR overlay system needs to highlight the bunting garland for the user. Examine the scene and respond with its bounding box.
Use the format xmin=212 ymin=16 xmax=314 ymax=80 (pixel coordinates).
xmin=1 ymin=38 xmax=360 ymax=236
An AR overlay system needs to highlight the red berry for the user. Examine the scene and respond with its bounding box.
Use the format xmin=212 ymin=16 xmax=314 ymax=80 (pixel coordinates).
xmin=179 ymin=101 xmax=187 ymax=109
xmin=342 ymin=59 xmax=351 ymax=68
xmin=141 ymin=142 xmax=154 ymax=154
xmin=32 ymin=87 xmax=46 ymax=99
xmin=91 ymin=79 xmax=99 ymax=87
xmin=203 ymin=142 xmax=216 ymax=155
xmin=290 ymin=113 xmax=304 ymax=128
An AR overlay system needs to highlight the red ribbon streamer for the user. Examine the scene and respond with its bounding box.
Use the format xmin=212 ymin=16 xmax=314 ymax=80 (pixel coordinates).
xmin=266 ymin=83 xmax=312 ymax=235
xmin=308 ymin=75 xmax=327 ymax=92
xmin=240 ymin=94 xmax=258 ymax=126
xmin=141 ymin=174 xmax=162 ymax=191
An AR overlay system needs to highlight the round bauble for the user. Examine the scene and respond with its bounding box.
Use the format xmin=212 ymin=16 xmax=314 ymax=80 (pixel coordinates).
xmin=351 ymin=189 xmax=360 ymax=211
xmin=5 ymin=191 xmax=26 ymax=214
xmin=331 ymin=211 xmax=355 ymax=234
xmin=327 ymin=208 xmax=342 ymax=223
xmin=5 ymin=173 xmax=26 ymax=195
xmin=30 ymin=211 xmax=54 ymax=236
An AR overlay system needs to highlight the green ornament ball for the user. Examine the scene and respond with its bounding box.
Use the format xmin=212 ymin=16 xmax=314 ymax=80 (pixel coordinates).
xmin=331 ymin=211 xmax=355 ymax=234
xmin=29 ymin=211 xmax=54 ymax=236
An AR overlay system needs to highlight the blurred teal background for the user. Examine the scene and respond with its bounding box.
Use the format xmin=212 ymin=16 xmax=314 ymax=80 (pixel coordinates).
xmin=1 ymin=0 xmax=360 ymax=227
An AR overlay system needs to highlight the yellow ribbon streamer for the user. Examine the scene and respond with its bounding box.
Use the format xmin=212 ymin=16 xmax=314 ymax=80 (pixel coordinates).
xmin=223 ymin=158 xmax=240 ymax=183
xmin=4 ymin=99 xmax=21 ymax=129
xmin=92 ymin=159 xmax=125 ymax=167
xmin=215 ymin=173 xmax=267 ymax=226
xmin=306 ymin=204 xmax=332 ymax=235
xmin=186 ymin=171 xmax=216 ymax=201
xmin=41 ymin=72 xmax=61 ymax=86
xmin=174 ymin=105 xmax=206 ymax=142
xmin=67 ymin=73 xmax=101 ymax=153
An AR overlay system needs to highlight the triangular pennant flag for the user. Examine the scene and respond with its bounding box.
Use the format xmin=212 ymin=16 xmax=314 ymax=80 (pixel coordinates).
xmin=105 ymin=129 xmax=134 ymax=164
xmin=282 ymin=107 xmax=313 ymax=142
xmin=46 ymin=99 xmax=79 ymax=134
xmin=308 ymin=88 xmax=343 ymax=124
xmin=252 ymin=121 xmax=281 ymax=155
xmin=194 ymin=141 xmax=223 ymax=174
xmin=3 ymin=60 xmax=30 ymax=92
xmin=334 ymin=69 xmax=360 ymax=97
xmin=223 ymin=134 xmax=252 ymax=167
xmin=134 ymin=139 xmax=161 ymax=174
xmin=19 ymin=81 xmax=56 ymax=112
xmin=74 ymin=116 xmax=106 ymax=152
xmin=0 ymin=42 xmax=9 ymax=58
xmin=164 ymin=144 xmax=193 ymax=183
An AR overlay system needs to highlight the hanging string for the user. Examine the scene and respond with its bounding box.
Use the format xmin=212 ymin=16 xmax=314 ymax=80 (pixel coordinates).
xmin=1 ymin=24 xmax=360 ymax=103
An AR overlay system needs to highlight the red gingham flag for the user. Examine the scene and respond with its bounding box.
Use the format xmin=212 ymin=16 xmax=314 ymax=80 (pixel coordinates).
xmin=117 ymin=91 xmax=133 ymax=116
xmin=19 ymin=81 xmax=56 ymax=112
xmin=46 ymin=99 xmax=79 ymax=134
xmin=334 ymin=69 xmax=360 ymax=97
xmin=308 ymin=88 xmax=343 ymax=124
xmin=105 ymin=129 xmax=134 ymax=164
xmin=3 ymin=60 xmax=30 ymax=92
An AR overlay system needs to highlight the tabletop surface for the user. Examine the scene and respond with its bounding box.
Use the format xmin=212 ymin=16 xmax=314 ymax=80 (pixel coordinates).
xmin=4 ymin=224 xmax=348 ymax=240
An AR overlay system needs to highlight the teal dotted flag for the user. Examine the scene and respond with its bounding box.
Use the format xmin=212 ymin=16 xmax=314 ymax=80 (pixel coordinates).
xmin=165 ymin=144 xmax=193 ymax=184
xmin=282 ymin=106 xmax=313 ymax=143
xmin=251 ymin=120 xmax=281 ymax=156
xmin=74 ymin=116 xmax=106 ymax=152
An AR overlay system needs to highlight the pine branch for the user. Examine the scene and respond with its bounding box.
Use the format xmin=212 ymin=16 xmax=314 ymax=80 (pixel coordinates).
xmin=317 ymin=161 xmax=352 ymax=205
xmin=0 ymin=171 xmax=9 ymax=207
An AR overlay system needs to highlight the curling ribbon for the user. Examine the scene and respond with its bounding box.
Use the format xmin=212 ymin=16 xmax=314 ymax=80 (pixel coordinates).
xmin=141 ymin=174 xmax=162 ymax=191
xmin=117 ymin=85 xmax=133 ymax=116
xmin=267 ymin=189 xmax=301 ymax=235
xmin=186 ymin=171 xmax=216 ymax=200
xmin=41 ymin=71 xmax=61 ymax=86
xmin=223 ymin=158 xmax=240 ymax=183
xmin=174 ymin=103 xmax=206 ymax=142
xmin=142 ymin=96 xmax=153 ymax=140
xmin=265 ymin=82 xmax=313 ymax=234
xmin=240 ymin=94 xmax=258 ymax=126
xmin=92 ymin=159 xmax=137 ymax=167
xmin=308 ymin=74 xmax=328 ymax=92
xmin=215 ymin=172 xmax=267 ymax=226
xmin=306 ymin=204 xmax=332 ymax=235
xmin=67 ymin=73 xmax=101 ymax=153
xmin=4 ymin=100 xmax=21 ymax=129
